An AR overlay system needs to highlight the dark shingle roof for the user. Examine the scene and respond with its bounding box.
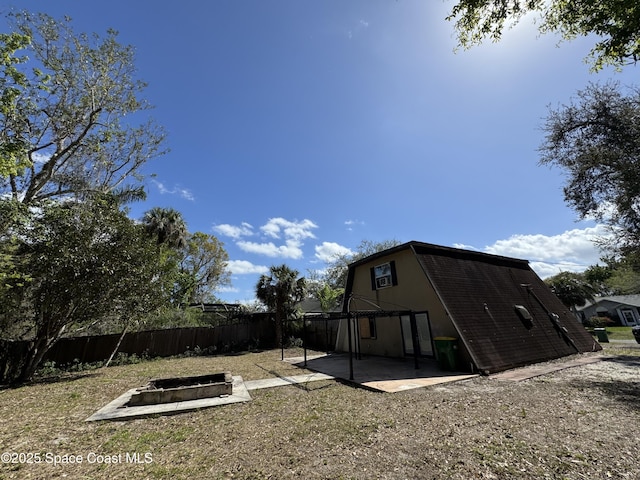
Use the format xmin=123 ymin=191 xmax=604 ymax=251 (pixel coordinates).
xmin=413 ymin=243 xmax=600 ymax=373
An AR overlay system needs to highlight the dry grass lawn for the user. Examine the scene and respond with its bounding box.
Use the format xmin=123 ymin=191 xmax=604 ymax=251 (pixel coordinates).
xmin=1 ymin=344 xmax=639 ymax=479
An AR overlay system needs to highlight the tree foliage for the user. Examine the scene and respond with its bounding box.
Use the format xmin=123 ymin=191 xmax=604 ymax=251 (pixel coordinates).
xmin=141 ymin=208 xmax=231 ymax=305
xmin=545 ymin=271 xmax=597 ymax=311
xmin=447 ymin=0 xmax=640 ymax=70
xmin=0 ymin=12 xmax=179 ymax=383
xmin=0 ymin=11 xmax=166 ymax=205
xmin=0 ymin=32 xmax=33 ymax=178
xmin=142 ymin=207 xmax=188 ymax=249
xmin=315 ymin=283 xmax=344 ymax=314
xmin=539 ymin=82 xmax=640 ymax=256
xmin=176 ymin=232 xmax=230 ymax=304
xmin=585 ymin=258 xmax=640 ymax=295
xmin=256 ymin=265 xmax=306 ymax=347
xmin=1 ymin=197 xmax=173 ymax=382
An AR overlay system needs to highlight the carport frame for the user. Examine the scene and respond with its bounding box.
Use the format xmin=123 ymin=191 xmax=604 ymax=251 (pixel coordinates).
xmin=301 ymin=309 xmax=420 ymax=380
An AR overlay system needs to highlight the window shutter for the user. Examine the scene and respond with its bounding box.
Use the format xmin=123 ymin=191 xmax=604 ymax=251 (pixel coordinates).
xmin=370 ymin=267 xmax=376 ymax=290
xmin=390 ymin=261 xmax=398 ymax=286
xmin=359 ymin=317 xmax=372 ymax=338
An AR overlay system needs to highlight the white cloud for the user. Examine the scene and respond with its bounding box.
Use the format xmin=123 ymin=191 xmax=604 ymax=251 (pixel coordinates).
xmin=348 ymin=18 xmax=370 ymax=39
xmin=476 ymin=224 xmax=612 ymax=278
xmin=583 ymin=201 xmax=618 ymax=223
xmin=213 ymin=222 xmax=254 ymax=239
xmin=216 ymin=285 xmax=240 ymax=293
xmin=260 ymin=217 xmax=317 ymax=240
xmin=529 ymin=261 xmax=590 ymax=279
xmin=237 ymin=239 xmax=304 ymax=259
xmin=344 ymin=219 xmax=365 ymax=231
xmin=153 ymin=180 xmax=194 ymax=201
xmin=315 ymin=242 xmax=353 ymax=263
xmin=32 ymin=152 xmax=50 ymax=164
xmin=226 ymin=260 xmax=269 ymax=275
xmin=216 ymin=217 xmax=317 ymax=261
xmin=452 ymin=242 xmax=478 ymax=251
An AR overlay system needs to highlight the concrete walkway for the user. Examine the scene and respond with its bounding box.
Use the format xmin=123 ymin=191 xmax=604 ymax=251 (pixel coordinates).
xmin=244 ymin=372 xmax=335 ymax=390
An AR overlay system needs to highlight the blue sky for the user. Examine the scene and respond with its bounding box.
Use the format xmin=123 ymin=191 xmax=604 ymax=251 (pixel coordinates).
xmin=3 ymin=1 xmax=637 ymax=303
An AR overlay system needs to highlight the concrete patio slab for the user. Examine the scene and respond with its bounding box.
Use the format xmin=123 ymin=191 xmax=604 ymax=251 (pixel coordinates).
xmin=85 ymin=375 xmax=251 ymax=422
xmin=284 ymin=353 xmax=478 ymax=393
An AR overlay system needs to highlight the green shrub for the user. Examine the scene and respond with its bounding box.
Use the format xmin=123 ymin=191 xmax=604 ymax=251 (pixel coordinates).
xmin=285 ymin=336 xmax=303 ymax=348
xmin=585 ymin=316 xmax=616 ymax=328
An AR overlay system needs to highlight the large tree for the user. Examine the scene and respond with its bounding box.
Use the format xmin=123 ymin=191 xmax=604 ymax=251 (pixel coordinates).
xmin=176 ymin=232 xmax=230 ymax=304
xmin=545 ymin=271 xmax=597 ymax=315
xmin=0 ymin=11 xmax=166 ymax=205
xmin=447 ymin=0 xmax=640 ymax=70
xmin=1 ymin=197 xmax=173 ymax=383
xmin=256 ymin=265 xmax=306 ymax=348
xmin=539 ymin=82 xmax=640 ymax=256
xmin=0 ymin=12 xmax=172 ymax=383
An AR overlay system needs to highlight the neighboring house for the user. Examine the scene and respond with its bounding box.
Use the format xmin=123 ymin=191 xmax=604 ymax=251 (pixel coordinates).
xmin=297 ymin=298 xmax=342 ymax=315
xmin=577 ymin=295 xmax=640 ymax=326
xmin=336 ymin=241 xmax=600 ymax=375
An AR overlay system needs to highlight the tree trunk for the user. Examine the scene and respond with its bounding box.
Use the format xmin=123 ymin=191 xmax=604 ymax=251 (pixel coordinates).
xmin=14 ymin=335 xmax=51 ymax=384
xmin=104 ymin=325 xmax=128 ymax=368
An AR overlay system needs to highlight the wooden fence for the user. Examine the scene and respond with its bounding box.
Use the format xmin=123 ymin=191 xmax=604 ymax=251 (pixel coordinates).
xmin=44 ymin=319 xmax=275 ymax=365
xmin=0 ymin=315 xmax=342 ymax=382
xmin=301 ymin=317 xmax=341 ymax=352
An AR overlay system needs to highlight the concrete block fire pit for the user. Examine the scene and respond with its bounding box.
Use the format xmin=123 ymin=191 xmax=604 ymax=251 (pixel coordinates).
xmin=128 ymin=372 xmax=233 ymax=407
xmin=86 ymin=373 xmax=250 ymax=422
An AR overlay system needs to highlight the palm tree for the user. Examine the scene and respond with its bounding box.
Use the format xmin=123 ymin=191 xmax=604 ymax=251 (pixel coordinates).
xmin=142 ymin=207 xmax=188 ymax=249
xmin=256 ymin=264 xmax=306 ymax=348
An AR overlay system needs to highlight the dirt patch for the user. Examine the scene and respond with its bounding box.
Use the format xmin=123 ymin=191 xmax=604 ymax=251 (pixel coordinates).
xmin=0 ymin=347 xmax=638 ymax=479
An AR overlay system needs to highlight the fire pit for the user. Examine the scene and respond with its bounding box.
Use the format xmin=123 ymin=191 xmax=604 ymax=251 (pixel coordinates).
xmin=128 ymin=372 xmax=233 ymax=407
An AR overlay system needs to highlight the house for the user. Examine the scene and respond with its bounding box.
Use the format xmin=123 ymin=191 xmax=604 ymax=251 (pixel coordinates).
xmin=577 ymin=295 xmax=640 ymax=326
xmin=336 ymin=241 xmax=601 ymax=375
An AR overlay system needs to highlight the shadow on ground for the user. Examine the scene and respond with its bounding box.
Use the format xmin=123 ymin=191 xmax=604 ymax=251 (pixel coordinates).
xmin=568 ymin=356 xmax=640 ymax=410
xmin=1 ymin=371 xmax=101 ymax=390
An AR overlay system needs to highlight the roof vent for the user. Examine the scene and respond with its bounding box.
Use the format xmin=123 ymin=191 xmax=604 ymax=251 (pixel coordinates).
xmin=514 ymin=305 xmax=534 ymax=329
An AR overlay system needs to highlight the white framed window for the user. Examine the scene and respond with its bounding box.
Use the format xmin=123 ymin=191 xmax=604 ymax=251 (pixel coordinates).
xmin=619 ymin=308 xmax=638 ymax=326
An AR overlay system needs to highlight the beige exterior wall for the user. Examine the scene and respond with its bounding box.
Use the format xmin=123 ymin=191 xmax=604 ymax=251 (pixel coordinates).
xmin=343 ymin=249 xmax=459 ymax=358
xmin=358 ymin=315 xmax=404 ymax=357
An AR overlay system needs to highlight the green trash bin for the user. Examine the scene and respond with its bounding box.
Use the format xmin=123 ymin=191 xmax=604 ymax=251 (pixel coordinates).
xmin=434 ymin=337 xmax=458 ymax=371
xmin=594 ymin=328 xmax=609 ymax=343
